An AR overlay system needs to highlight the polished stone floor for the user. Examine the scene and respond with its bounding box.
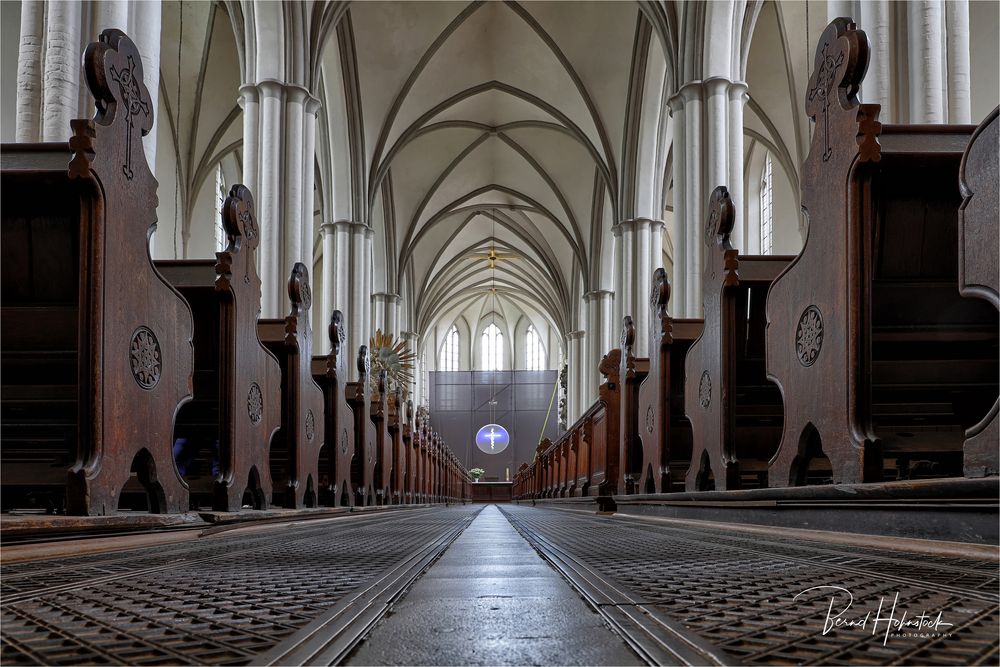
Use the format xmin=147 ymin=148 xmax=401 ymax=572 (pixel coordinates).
xmin=345 ymin=505 xmax=640 ymax=666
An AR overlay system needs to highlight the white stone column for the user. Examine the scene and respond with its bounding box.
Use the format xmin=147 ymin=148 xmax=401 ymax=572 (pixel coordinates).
xmin=727 ymin=82 xmax=748 ymax=251
xmin=678 ymin=82 xmax=703 ymax=317
xmin=257 ymin=80 xmax=284 ymax=317
xmin=667 ymin=78 xmax=745 ymax=316
xmin=945 ymin=0 xmax=971 ymax=123
xmin=372 ymin=293 xmax=388 ymax=334
xmin=612 ymin=225 xmax=625 ymax=339
xmin=239 ymin=84 xmax=260 ymax=200
xmin=282 ymin=85 xmax=307 ymax=311
xmin=320 ymin=221 xmax=337 ymax=351
xmin=42 ymin=0 xmax=82 ymax=141
xmin=363 ymin=226 xmax=374 ymax=350
xmin=15 ymin=0 xmax=43 ymax=142
xmin=319 ymin=221 xmax=364 ymax=358
xmin=826 ymin=0 xmax=854 ymax=23
xmin=859 ymin=0 xmax=892 ymax=118
xmin=584 ymin=290 xmax=613 ymax=405
xmin=350 ymin=223 xmax=366 ymax=370
xmin=614 ymin=218 xmax=664 ymax=353
xmin=93 ymin=1 xmax=128 ymax=33
xmin=706 ymin=78 xmax=731 ymax=244
xmin=667 ymin=95 xmax=687 ymax=315
xmin=565 ymin=331 xmax=585 ymax=423
xmin=386 ymin=294 xmax=401 ymax=338
xmin=344 ymin=223 xmax=374 ymax=379
xmin=907 ymin=1 xmax=946 ymax=123
xmin=302 ymin=96 xmax=321 ymax=262
xmin=240 ymin=80 xmax=321 ymax=317
xmin=335 ymin=221 xmax=351 ymax=317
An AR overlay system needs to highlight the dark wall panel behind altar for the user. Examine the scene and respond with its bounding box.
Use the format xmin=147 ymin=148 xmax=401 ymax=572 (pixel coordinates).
xmin=429 ymin=371 xmax=561 ymax=481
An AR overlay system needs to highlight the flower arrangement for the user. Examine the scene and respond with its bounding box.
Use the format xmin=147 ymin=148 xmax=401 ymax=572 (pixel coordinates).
xmin=469 ymin=467 xmax=485 ymax=481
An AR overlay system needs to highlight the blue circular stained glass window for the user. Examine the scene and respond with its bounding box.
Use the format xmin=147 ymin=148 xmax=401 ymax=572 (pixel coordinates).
xmin=475 ymin=424 xmax=510 ymax=454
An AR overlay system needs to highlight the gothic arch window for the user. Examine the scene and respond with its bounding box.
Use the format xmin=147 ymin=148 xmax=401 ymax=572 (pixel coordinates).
xmin=525 ymin=325 xmax=544 ymax=370
xmin=481 ymin=323 xmax=504 ymax=371
xmin=440 ymin=325 xmax=459 ymax=371
xmin=759 ymin=153 xmax=773 ymax=255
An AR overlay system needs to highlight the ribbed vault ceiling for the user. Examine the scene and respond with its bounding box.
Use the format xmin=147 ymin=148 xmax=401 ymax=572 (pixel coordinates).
xmin=339 ymin=0 xmax=643 ymax=340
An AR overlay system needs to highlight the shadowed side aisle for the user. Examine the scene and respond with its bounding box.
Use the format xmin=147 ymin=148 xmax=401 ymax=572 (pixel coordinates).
xmin=345 ymin=504 xmax=642 ymax=666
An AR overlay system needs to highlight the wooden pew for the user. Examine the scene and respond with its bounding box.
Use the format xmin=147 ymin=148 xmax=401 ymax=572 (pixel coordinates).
xmin=310 ymin=310 xmax=355 ymax=507
xmin=636 ymin=268 xmax=704 ymax=494
xmin=400 ymin=400 xmax=413 ymax=503
xmin=427 ymin=431 xmax=440 ymax=503
xmin=410 ymin=408 xmax=424 ymax=502
xmin=1 ymin=30 xmax=193 ymax=516
xmin=588 ymin=350 xmax=622 ymax=498
xmin=767 ymin=19 xmax=998 ymax=486
xmin=571 ymin=415 xmax=592 ymax=496
xmin=435 ymin=434 xmax=444 ymax=501
xmin=618 ymin=317 xmax=650 ymax=494
xmin=684 ymin=187 xmax=791 ymax=491
xmin=257 ymin=263 xmax=325 ymax=508
xmin=370 ymin=370 xmax=392 ymax=505
xmin=515 ymin=462 xmax=529 ymax=499
xmin=390 ymin=394 xmax=408 ymax=504
xmin=157 ymin=185 xmax=282 ymax=511
xmin=346 ymin=346 xmax=377 ymax=505
xmin=416 ymin=411 xmax=428 ymax=502
xmin=541 ymin=441 xmax=553 ymax=497
xmin=533 ymin=441 xmax=547 ymax=499
xmin=958 ymin=106 xmax=999 ymax=477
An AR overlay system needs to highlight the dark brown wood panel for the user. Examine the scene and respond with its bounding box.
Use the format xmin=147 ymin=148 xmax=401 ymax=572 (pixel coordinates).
xmin=157 ymin=185 xmax=281 ymax=512
xmin=1 ymin=30 xmax=194 ymax=516
xmin=258 ymin=263 xmax=326 ymax=508
xmin=685 ymin=187 xmax=789 ymax=491
xmin=636 ymin=268 xmax=703 ymax=494
xmin=958 ymin=106 xmax=1000 ymax=477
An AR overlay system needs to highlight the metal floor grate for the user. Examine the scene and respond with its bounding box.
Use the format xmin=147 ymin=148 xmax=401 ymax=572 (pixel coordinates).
xmin=502 ymin=505 xmax=999 ymax=666
xmin=1 ymin=508 xmax=479 ymax=665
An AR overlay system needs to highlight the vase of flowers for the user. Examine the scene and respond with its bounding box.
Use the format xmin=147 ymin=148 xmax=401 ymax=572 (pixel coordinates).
xmin=470 ymin=468 xmax=485 ymax=483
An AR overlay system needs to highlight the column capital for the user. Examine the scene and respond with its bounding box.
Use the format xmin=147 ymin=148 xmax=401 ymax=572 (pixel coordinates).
xmin=241 ymin=79 xmax=322 ymax=110
xmin=668 ymin=77 xmax=747 ymax=110
xmin=304 ymin=95 xmax=323 ymax=116
xmin=371 ymin=292 xmax=402 ymax=303
xmin=583 ymin=289 xmax=614 ymax=301
xmin=615 ymin=217 xmax=665 ymax=233
xmin=566 ymin=330 xmax=586 ymax=341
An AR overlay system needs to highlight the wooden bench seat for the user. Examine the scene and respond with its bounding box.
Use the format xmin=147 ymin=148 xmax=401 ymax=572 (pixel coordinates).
xmin=618 ymin=320 xmax=650 ymax=495
xmin=156 ymin=185 xmax=281 ymax=511
xmin=370 ymin=372 xmax=392 ymax=505
xmin=685 ymin=187 xmax=791 ymax=491
xmin=635 ymin=269 xmax=703 ymax=494
xmin=258 ymin=263 xmax=326 ymax=509
xmin=346 ymin=347 xmax=378 ymax=505
xmin=957 ymin=106 xmax=999 ymax=477
xmin=310 ymin=310 xmax=356 ymax=507
xmin=1 ymin=31 xmax=193 ymax=515
xmin=766 ymin=19 xmax=998 ymax=487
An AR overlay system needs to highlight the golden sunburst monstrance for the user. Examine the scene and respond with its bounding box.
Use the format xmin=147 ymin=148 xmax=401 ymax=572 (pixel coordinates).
xmin=369 ymin=328 xmax=416 ymax=400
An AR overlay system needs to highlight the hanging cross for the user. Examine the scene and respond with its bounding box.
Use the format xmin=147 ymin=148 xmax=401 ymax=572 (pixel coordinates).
xmin=109 ymin=55 xmax=150 ymax=181
xmin=808 ymin=43 xmax=844 ymax=162
xmin=487 ymin=427 xmax=500 ymax=451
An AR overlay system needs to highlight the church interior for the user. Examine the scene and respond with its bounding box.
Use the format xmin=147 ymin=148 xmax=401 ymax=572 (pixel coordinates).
xmin=1 ymin=0 xmax=998 ymax=665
